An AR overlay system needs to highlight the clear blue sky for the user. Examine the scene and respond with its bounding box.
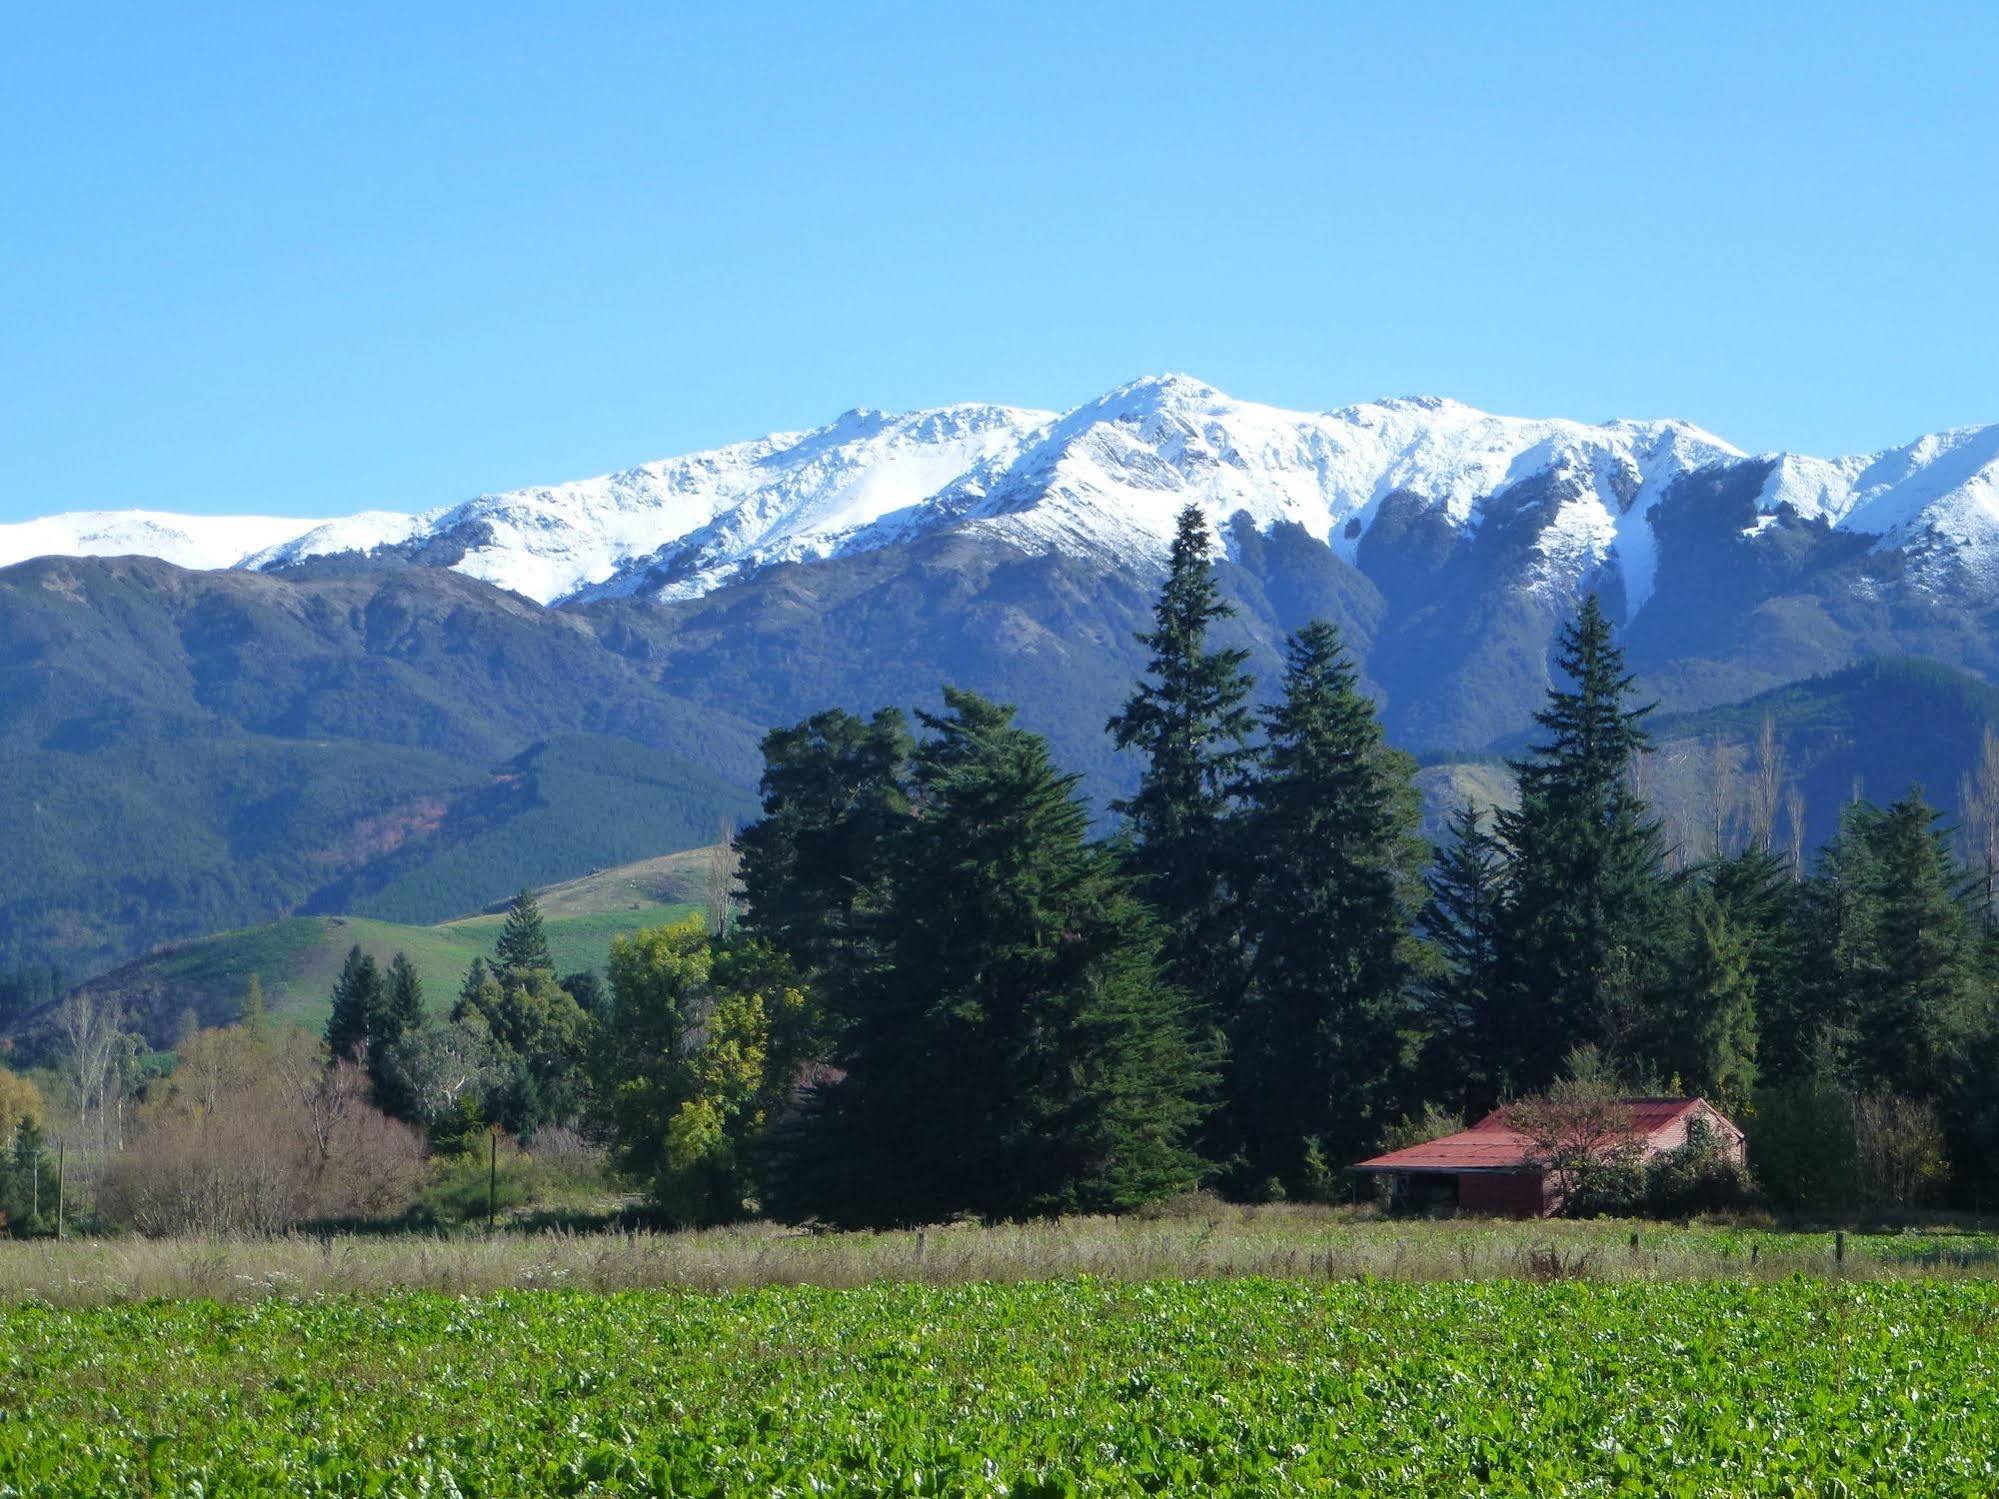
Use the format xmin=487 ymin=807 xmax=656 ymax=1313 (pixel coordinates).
xmin=4 ymin=3 xmax=1995 ymax=521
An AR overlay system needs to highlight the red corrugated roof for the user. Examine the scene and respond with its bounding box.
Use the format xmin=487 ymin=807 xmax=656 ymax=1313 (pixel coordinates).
xmin=1352 ymin=1097 xmax=1735 ymax=1174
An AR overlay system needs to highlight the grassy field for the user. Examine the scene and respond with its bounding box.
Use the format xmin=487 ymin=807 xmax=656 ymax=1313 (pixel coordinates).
xmin=4 ymin=1275 xmax=1997 ymax=1493
xmin=73 ymin=848 xmax=713 ymax=1032
xmin=4 ymin=1209 xmax=1998 ymax=1305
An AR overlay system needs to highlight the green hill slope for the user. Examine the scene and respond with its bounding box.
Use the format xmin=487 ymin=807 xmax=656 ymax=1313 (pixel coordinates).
xmin=69 ymin=849 xmax=714 ymax=1044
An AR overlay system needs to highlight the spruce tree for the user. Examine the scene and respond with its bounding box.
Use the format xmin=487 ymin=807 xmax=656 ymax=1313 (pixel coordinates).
xmin=1231 ymin=621 xmax=1427 ymax=1192
xmin=1491 ymin=595 xmax=1671 ymax=1089
xmin=786 ymin=689 xmax=1209 ymax=1225
xmin=1107 ymin=504 xmax=1255 ymax=1017
xmin=494 ymin=890 xmax=553 ymax=976
xmin=1673 ymin=886 xmax=1759 ymax=1109
xmin=379 ymin=952 xmax=425 ymax=1046
xmin=1416 ymin=803 xmax=1509 ymax=1113
xmin=1858 ymin=790 xmax=1980 ymax=1100
xmin=325 ymin=945 xmax=384 ymax=1062
xmin=1779 ymin=801 xmax=1883 ymax=1079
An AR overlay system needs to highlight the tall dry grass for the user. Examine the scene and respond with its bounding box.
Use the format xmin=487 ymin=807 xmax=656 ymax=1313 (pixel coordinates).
xmin=4 ymin=1201 xmax=1995 ymax=1306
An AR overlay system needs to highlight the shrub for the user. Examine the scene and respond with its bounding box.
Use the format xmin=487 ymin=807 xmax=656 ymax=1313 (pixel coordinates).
xmin=1644 ymin=1116 xmax=1758 ymax=1218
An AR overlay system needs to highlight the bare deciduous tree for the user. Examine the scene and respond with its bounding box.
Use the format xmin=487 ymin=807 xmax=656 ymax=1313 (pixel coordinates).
xmin=704 ymin=816 xmax=743 ymax=937
xmin=1748 ymin=713 xmax=1785 ymax=852
xmin=1784 ymin=782 xmax=1808 ymax=878
xmin=1956 ymin=726 xmax=1999 ymax=931
xmin=1703 ymin=732 xmax=1744 ymax=860
xmin=58 ymin=993 xmax=119 ymax=1155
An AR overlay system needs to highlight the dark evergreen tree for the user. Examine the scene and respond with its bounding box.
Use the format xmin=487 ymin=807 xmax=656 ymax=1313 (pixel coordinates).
xmin=1491 ymin=595 xmax=1672 ymax=1089
xmin=379 ymin=953 xmax=425 ymax=1045
xmin=493 ymin=890 xmax=553 ymax=977
xmin=1416 ymin=803 xmax=1508 ymax=1114
xmin=324 ymin=945 xmax=384 ymax=1063
xmin=2 ymin=1115 xmax=46 ymax=1236
xmin=1669 ymin=886 xmax=1759 ymax=1110
xmin=1230 ymin=622 xmax=1428 ymax=1194
xmin=1107 ymin=504 xmax=1255 ymax=1017
xmin=1777 ymin=801 xmax=1883 ymax=1081
xmin=560 ymin=970 xmax=605 ymax=1015
xmin=1857 ymin=790 xmax=1980 ymax=1101
xmin=782 ymin=689 xmax=1209 ymax=1225
xmin=736 ymin=707 xmax=912 ymax=989
xmin=367 ymin=952 xmax=428 ymax=1118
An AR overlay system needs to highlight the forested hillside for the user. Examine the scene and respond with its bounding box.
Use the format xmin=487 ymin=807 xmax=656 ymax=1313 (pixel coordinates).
xmin=0 ymin=557 xmax=758 ymax=974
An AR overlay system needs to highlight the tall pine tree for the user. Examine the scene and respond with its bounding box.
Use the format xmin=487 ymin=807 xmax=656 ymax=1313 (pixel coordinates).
xmin=1230 ymin=622 xmax=1427 ymax=1193
xmin=783 ymin=689 xmax=1209 ymax=1225
xmin=1107 ymin=505 xmax=1255 ymax=1018
xmin=494 ymin=890 xmax=553 ymax=976
xmin=325 ymin=945 xmax=384 ymax=1062
xmin=1670 ymin=886 xmax=1759 ymax=1110
xmin=1858 ymin=790 xmax=1980 ymax=1101
xmin=1416 ymin=803 xmax=1509 ymax=1115
xmin=1491 ymin=595 xmax=1671 ymax=1090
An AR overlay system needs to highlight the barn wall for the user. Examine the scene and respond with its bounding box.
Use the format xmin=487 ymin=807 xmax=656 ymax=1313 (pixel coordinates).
xmin=1457 ymin=1172 xmax=1549 ymax=1218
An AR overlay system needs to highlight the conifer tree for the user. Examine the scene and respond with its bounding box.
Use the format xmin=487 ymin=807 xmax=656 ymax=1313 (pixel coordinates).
xmin=494 ymin=890 xmax=553 ymax=976
xmin=1107 ymin=505 xmax=1255 ymax=1016
xmin=1416 ymin=803 xmax=1509 ymax=1112
xmin=239 ymin=973 xmax=268 ymax=1042
xmin=1859 ymin=790 xmax=1980 ymax=1100
xmin=367 ymin=952 xmax=428 ymax=1118
xmin=1231 ymin=622 xmax=1427 ymax=1192
xmin=1672 ymin=886 xmax=1759 ymax=1109
xmin=785 ymin=689 xmax=1208 ymax=1225
xmin=324 ymin=945 xmax=383 ymax=1062
xmin=379 ymin=952 xmax=425 ymax=1046
xmin=736 ymin=707 xmax=912 ymax=989
xmin=1491 ymin=595 xmax=1671 ymax=1089
xmin=459 ymin=956 xmax=490 ymax=1010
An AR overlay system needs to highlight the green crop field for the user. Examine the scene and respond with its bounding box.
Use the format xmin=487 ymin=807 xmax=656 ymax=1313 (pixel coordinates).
xmin=3 ymin=1278 xmax=1996 ymax=1495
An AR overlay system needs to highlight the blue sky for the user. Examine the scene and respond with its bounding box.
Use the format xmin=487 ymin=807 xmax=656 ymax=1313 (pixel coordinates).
xmin=3 ymin=3 xmax=1995 ymax=521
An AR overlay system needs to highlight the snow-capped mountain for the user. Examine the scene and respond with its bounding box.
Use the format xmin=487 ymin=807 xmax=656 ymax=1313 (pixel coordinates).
xmin=0 ymin=510 xmax=327 ymax=573
xmin=5 ymin=377 xmax=1996 ymax=616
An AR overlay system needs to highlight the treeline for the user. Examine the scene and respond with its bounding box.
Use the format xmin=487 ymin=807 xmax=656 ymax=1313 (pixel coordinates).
xmin=698 ymin=506 xmax=1997 ymax=1222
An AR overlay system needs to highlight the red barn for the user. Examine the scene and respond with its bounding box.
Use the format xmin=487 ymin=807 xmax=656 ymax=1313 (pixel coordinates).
xmin=1349 ymin=1097 xmax=1745 ymax=1217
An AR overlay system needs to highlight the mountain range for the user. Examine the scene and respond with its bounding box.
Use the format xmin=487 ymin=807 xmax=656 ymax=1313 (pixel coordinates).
xmin=5 ymin=375 xmax=1999 ymax=978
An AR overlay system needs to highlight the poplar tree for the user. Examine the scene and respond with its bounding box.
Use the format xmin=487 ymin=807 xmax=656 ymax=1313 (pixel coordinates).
xmin=1107 ymin=505 xmax=1255 ymax=1017
xmin=324 ymin=945 xmax=383 ymax=1062
xmin=1231 ymin=622 xmax=1427 ymax=1192
xmin=1491 ymin=596 xmax=1671 ymax=1089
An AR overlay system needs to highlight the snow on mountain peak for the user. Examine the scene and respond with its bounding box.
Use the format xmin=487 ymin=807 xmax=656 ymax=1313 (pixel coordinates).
xmin=2 ymin=380 xmax=1993 ymax=615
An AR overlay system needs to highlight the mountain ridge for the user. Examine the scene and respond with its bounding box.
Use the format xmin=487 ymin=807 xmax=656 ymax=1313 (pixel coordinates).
xmin=7 ymin=376 xmax=1994 ymax=617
